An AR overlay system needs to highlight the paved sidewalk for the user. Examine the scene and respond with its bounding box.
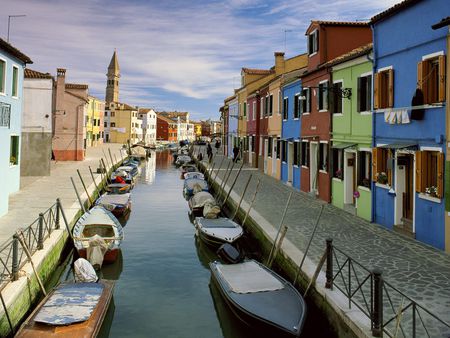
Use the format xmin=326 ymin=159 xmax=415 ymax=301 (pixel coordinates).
xmin=0 ymin=144 xmax=125 ymax=244
xmin=194 ymin=146 xmax=450 ymax=336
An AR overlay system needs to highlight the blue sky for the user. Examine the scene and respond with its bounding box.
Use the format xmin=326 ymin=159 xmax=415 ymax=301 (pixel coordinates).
xmin=2 ymin=0 xmax=399 ymax=120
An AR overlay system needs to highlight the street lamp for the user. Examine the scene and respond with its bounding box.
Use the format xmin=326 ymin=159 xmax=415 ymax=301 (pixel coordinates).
xmin=7 ymin=15 xmax=26 ymax=42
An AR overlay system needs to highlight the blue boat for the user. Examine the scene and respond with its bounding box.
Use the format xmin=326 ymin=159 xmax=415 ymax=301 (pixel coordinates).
xmin=183 ymin=178 xmax=209 ymax=196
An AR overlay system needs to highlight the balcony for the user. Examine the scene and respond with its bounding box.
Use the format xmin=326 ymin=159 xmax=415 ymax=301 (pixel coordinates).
xmin=0 ymin=102 xmax=11 ymax=128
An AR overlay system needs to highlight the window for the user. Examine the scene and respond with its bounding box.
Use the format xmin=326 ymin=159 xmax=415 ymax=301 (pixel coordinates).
xmin=268 ymin=137 xmax=273 ymax=157
xmin=0 ymin=102 xmax=11 ymax=128
xmin=332 ymin=82 xmax=343 ymax=114
xmin=416 ymin=150 xmax=444 ymax=198
xmin=374 ymin=69 xmax=394 ymax=109
xmin=301 ymin=142 xmax=309 ymax=166
xmin=294 ymin=94 xmax=300 ymax=118
xmin=332 ymin=149 xmax=344 ymax=179
xmin=10 ymin=135 xmax=19 ymax=165
xmin=283 ymin=97 xmax=288 ymax=120
xmin=308 ymin=29 xmax=319 ymax=55
xmin=259 ymin=136 xmax=263 ymax=155
xmin=0 ymin=59 xmax=5 ymax=94
xmin=276 ymin=138 xmax=281 ymax=159
xmin=264 ymin=96 xmax=268 ymax=117
xmin=318 ymin=81 xmax=328 ymax=111
xmin=269 ymin=94 xmax=273 ymax=116
xmin=260 ymin=100 xmax=263 ymax=119
xmin=105 ymin=111 xmax=108 ymax=116
xmin=111 ymin=122 xmax=116 ymax=127
xmin=252 ymin=101 xmax=256 ymax=121
xmin=12 ymin=66 xmax=18 ymax=97
xmin=372 ymin=148 xmax=392 ymax=186
xmin=294 ymin=142 xmax=300 ymax=166
xmin=358 ymin=151 xmax=372 ymax=189
xmin=302 ymin=88 xmax=311 ymax=113
xmin=319 ymin=143 xmax=328 ymax=172
xmin=111 ymin=111 xmax=115 ymax=117
xmin=251 ymin=135 xmax=255 ymax=152
xmin=243 ymin=102 xmax=247 ymax=118
xmin=418 ymin=55 xmax=446 ymax=104
xmin=357 ymin=74 xmax=372 ymax=112
xmin=282 ymin=141 xmax=287 ymax=162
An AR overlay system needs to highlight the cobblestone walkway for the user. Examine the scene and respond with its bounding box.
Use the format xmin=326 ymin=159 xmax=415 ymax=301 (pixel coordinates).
xmin=194 ymin=147 xmax=450 ymax=337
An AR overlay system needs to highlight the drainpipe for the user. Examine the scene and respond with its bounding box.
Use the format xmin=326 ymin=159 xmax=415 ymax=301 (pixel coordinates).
xmin=371 ymin=24 xmax=377 ymax=223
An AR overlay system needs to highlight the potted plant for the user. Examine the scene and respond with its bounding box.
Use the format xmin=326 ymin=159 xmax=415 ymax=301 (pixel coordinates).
xmin=335 ymin=169 xmax=343 ymax=180
xmin=425 ymin=186 xmax=438 ymax=197
xmin=353 ymin=191 xmax=360 ymax=199
xmin=376 ymin=172 xmax=388 ymax=185
xmin=362 ymin=178 xmax=371 ymax=188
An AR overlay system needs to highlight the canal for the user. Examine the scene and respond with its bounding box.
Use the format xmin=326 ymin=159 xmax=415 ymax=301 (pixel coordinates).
xmin=56 ymin=150 xmax=336 ymax=337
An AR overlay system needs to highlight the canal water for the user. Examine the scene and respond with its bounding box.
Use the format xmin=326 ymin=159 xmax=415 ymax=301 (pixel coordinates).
xmin=57 ymin=150 xmax=336 ymax=338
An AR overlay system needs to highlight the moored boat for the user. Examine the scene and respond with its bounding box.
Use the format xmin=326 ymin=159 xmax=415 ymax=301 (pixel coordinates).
xmin=184 ymin=172 xmax=204 ymax=180
xmin=73 ymin=206 xmax=124 ymax=268
xmin=183 ymin=178 xmax=209 ymax=196
xmin=209 ymin=260 xmax=307 ymax=337
xmin=96 ymin=192 xmax=131 ymax=217
xmin=105 ymin=183 xmax=132 ymax=194
xmin=194 ymin=217 xmax=243 ymax=248
xmin=15 ymin=280 xmax=115 ymax=337
xmin=188 ymin=191 xmax=216 ymax=217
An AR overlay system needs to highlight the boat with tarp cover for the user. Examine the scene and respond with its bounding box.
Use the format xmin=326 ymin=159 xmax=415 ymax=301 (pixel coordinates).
xmin=194 ymin=217 xmax=243 ymax=248
xmin=15 ymin=280 xmax=115 ymax=337
xmin=210 ymin=260 xmax=307 ymax=337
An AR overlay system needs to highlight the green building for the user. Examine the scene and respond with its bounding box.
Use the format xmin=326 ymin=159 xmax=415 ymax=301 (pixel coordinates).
xmin=328 ymin=43 xmax=373 ymax=221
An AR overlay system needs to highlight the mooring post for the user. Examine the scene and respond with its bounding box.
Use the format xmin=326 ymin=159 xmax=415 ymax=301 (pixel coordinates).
xmin=37 ymin=213 xmax=44 ymax=250
xmin=89 ymin=166 xmax=99 ymax=193
xmin=241 ymin=179 xmax=261 ymax=228
xmin=372 ymin=269 xmax=384 ymax=337
xmin=207 ymin=163 xmax=215 ymax=184
xmin=108 ymin=148 xmax=115 ymax=169
xmin=71 ymin=177 xmax=86 ymax=213
xmin=222 ymin=161 xmax=245 ymax=208
xmin=213 ymin=155 xmax=225 ymax=182
xmin=231 ymin=174 xmax=252 ymax=220
xmin=58 ymin=199 xmax=74 ymax=240
xmin=114 ymin=154 xmax=118 ymax=167
xmin=101 ymin=158 xmax=112 ymax=184
xmin=325 ymin=238 xmax=333 ymax=289
xmin=77 ymin=169 xmax=93 ymax=207
xmin=12 ymin=235 xmax=19 ymax=281
xmin=55 ymin=198 xmax=61 ymax=230
xmin=102 ymin=149 xmax=111 ymax=169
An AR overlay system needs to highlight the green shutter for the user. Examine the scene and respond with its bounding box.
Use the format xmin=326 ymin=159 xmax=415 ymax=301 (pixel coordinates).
xmin=12 ymin=67 xmax=18 ymax=97
xmin=0 ymin=60 xmax=5 ymax=93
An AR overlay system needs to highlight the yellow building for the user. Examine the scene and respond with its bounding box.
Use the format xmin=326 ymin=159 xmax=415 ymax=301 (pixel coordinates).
xmin=107 ymin=102 xmax=142 ymax=145
xmin=192 ymin=121 xmax=202 ymax=139
xmin=86 ymin=96 xmax=105 ymax=147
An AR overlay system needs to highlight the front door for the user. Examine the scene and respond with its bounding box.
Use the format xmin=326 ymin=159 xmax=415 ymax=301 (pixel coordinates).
xmin=264 ymin=139 xmax=268 ymax=174
xmin=396 ymin=155 xmax=414 ymax=225
xmin=288 ymin=142 xmax=294 ymax=183
xmin=344 ymin=151 xmax=356 ymax=205
xmin=249 ymin=137 xmax=252 ymax=165
xmin=310 ymin=142 xmax=318 ymax=193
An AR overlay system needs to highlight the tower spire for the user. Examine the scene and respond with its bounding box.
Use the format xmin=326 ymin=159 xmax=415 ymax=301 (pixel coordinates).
xmin=106 ymin=50 xmax=120 ymax=104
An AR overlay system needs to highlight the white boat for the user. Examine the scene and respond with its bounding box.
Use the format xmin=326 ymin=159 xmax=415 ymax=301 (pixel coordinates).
xmin=73 ymin=206 xmax=124 ymax=268
xmin=194 ymin=217 xmax=243 ymax=248
xmin=188 ymin=191 xmax=216 ymax=217
xmin=184 ymin=172 xmax=205 ymax=180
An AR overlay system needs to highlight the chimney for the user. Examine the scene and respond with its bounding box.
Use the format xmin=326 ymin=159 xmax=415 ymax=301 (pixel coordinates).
xmin=55 ymin=68 xmax=66 ymax=113
xmin=274 ymin=52 xmax=285 ymax=75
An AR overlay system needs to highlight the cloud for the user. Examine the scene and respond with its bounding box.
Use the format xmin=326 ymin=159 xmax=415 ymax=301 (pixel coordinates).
xmin=2 ymin=0 xmax=402 ymax=118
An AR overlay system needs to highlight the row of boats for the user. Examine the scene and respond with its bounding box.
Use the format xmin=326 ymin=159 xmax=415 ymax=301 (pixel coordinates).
xmin=178 ymin=149 xmax=307 ymax=338
xmin=15 ymin=156 xmax=143 ymax=337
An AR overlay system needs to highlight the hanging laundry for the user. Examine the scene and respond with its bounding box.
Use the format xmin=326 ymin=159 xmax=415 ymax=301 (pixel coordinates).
xmin=389 ymin=110 xmax=397 ymax=124
xmin=401 ymin=109 xmax=410 ymax=124
xmin=384 ymin=110 xmax=390 ymax=122
xmin=396 ymin=110 xmax=403 ymax=124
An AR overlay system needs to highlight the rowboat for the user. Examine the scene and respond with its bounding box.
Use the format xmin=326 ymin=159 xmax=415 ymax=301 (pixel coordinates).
xmin=96 ymin=192 xmax=131 ymax=217
xmin=175 ymin=155 xmax=192 ymax=167
xmin=194 ymin=217 xmax=243 ymax=248
xmin=73 ymin=206 xmax=124 ymax=268
xmin=183 ymin=178 xmax=209 ymax=197
xmin=188 ymin=191 xmax=217 ymax=217
xmin=15 ymin=280 xmax=115 ymax=337
xmin=111 ymin=170 xmax=134 ymax=185
xmin=210 ymin=260 xmax=307 ymax=337
xmin=116 ymin=165 xmax=138 ymax=177
xmin=105 ymin=183 xmax=132 ymax=194
xmin=184 ymin=172 xmax=204 ymax=180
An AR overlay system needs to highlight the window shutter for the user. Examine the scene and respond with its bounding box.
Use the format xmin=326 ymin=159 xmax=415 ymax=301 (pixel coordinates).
xmin=388 ymin=69 xmax=394 ymax=108
xmin=415 ymin=151 xmax=423 ymax=193
xmin=374 ymin=73 xmax=380 ymax=109
xmin=329 ymin=84 xmax=336 ymax=114
xmin=324 ymin=81 xmax=329 ymax=111
xmin=308 ymin=89 xmax=312 ymax=112
xmin=438 ymin=55 xmax=446 ymax=102
xmin=372 ymin=148 xmax=378 ymax=182
xmin=357 ymin=77 xmax=362 ymax=112
xmin=316 ymin=88 xmax=320 ymax=111
xmin=417 ymin=61 xmax=428 ymax=103
xmin=315 ymin=30 xmax=319 ymax=53
xmin=299 ymin=94 xmax=303 ymax=115
xmin=437 ymin=152 xmax=444 ymax=198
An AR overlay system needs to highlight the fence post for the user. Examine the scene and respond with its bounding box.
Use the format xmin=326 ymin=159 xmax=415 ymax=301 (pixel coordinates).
xmin=38 ymin=213 xmax=44 ymax=250
xmin=55 ymin=198 xmax=61 ymax=230
xmin=372 ymin=269 xmax=383 ymax=337
xmin=12 ymin=235 xmax=19 ymax=281
xmin=325 ymin=238 xmax=333 ymax=289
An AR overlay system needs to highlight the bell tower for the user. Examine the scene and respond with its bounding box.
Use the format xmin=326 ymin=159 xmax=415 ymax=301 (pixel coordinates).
xmin=105 ymin=50 xmax=120 ymax=104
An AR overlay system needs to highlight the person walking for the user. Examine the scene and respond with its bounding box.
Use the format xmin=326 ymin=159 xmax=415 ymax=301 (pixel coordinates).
xmin=233 ymin=144 xmax=240 ymax=163
xmin=207 ymin=143 xmax=213 ymax=163
xmin=215 ymin=139 xmax=221 ymax=154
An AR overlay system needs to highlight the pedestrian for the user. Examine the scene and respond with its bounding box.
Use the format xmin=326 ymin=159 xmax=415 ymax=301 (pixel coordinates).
xmin=233 ymin=145 xmax=239 ymax=163
xmin=207 ymin=143 xmax=213 ymax=163
xmin=215 ymin=139 xmax=221 ymax=154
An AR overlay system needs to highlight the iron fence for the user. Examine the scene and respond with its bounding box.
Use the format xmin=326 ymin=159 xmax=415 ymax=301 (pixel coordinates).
xmin=325 ymin=239 xmax=450 ymax=338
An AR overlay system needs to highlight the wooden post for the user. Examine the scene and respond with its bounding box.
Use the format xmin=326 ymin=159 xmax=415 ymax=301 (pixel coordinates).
xmin=89 ymin=166 xmax=99 ymax=193
xmin=57 ymin=198 xmax=74 ymax=240
xmin=77 ymin=169 xmax=93 ymax=207
xmin=294 ymin=204 xmax=324 ymax=285
xmin=267 ymin=225 xmax=288 ymax=268
xmin=71 ymin=177 xmax=86 ymax=213
xmin=101 ymin=158 xmax=112 ymax=184
xmin=213 ymin=155 xmax=225 ymax=182
xmin=102 ymin=149 xmax=111 ymax=169
xmin=108 ymin=148 xmax=114 ymax=169
xmin=207 ymin=163 xmax=215 ymax=184
xmin=267 ymin=192 xmax=293 ymax=266
xmin=241 ymin=179 xmax=261 ymax=228
xmin=222 ymin=161 xmax=245 ymax=207
xmin=303 ymin=250 xmax=327 ymax=297
xmin=220 ymin=160 xmax=235 ymax=198
xmin=231 ymin=174 xmax=252 ymax=220
xmin=218 ymin=161 xmax=232 ymax=197
xmin=114 ymin=154 xmax=118 ymax=167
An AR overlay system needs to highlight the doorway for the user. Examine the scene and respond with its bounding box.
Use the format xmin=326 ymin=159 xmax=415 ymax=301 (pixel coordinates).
xmin=264 ymin=139 xmax=268 ymax=174
xmin=310 ymin=142 xmax=318 ymax=194
xmin=395 ymin=154 xmax=414 ymax=231
xmin=288 ymin=142 xmax=294 ymax=183
xmin=344 ymin=151 xmax=356 ymax=205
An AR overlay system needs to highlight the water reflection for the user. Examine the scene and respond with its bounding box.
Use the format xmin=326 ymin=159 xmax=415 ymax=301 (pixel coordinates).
xmin=97 ymin=251 xmax=123 ymax=281
xmin=139 ymin=152 xmax=156 ymax=184
xmin=97 ymin=297 xmax=116 ymax=338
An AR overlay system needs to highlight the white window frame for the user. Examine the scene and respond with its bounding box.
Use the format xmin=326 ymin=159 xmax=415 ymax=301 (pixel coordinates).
xmin=308 ymin=29 xmax=318 ymax=57
xmin=358 ymin=71 xmax=373 ymax=115
xmin=318 ymin=79 xmax=329 ymax=113
xmin=332 ymin=80 xmax=344 ymax=116
xmin=302 ymin=87 xmax=311 ymax=115
xmin=252 ymin=101 xmax=256 ymax=121
xmin=0 ymin=57 xmax=6 ymax=96
xmin=319 ymin=140 xmax=328 ymax=173
xmin=301 ymin=140 xmax=309 ymax=168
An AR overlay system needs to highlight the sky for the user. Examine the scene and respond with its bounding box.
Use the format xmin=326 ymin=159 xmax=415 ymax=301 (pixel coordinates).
xmin=1 ymin=0 xmax=400 ymax=121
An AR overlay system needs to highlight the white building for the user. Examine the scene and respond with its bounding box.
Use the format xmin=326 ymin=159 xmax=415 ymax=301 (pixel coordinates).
xmin=138 ymin=108 xmax=157 ymax=146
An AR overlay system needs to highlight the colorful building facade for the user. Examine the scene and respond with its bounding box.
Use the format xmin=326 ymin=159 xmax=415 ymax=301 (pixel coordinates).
xmin=87 ymin=96 xmax=105 ymax=147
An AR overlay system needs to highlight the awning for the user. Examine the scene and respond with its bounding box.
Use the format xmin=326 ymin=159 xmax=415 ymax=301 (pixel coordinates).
xmin=378 ymin=143 xmax=417 ymax=150
xmin=332 ymin=142 xmax=356 ymax=149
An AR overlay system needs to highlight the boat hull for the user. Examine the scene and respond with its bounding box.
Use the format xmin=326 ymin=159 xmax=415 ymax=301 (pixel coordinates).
xmin=77 ymin=247 xmax=121 ymax=264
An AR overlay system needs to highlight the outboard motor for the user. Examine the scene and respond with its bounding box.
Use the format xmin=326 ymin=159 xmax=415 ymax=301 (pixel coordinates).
xmin=217 ymin=243 xmax=243 ymax=264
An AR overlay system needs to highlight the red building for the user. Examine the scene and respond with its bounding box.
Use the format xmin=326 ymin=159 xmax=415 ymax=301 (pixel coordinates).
xmin=156 ymin=114 xmax=177 ymax=142
xmin=257 ymin=83 xmax=270 ymax=172
xmin=300 ymin=21 xmax=372 ymax=202
xmin=247 ymin=91 xmax=260 ymax=168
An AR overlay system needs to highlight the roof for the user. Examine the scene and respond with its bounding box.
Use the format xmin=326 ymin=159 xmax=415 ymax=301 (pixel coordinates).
xmin=432 ymin=16 xmax=450 ymax=30
xmin=24 ymin=68 xmax=52 ymax=79
xmin=241 ymin=68 xmax=274 ymax=75
xmin=156 ymin=114 xmax=175 ymax=124
xmin=65 ymin=91 xmax=89 ymax=103
xmin=311 ymin=20 xmax=370 ymax=27
xmin=65 ymin=83 xmax=88 ymax=90
xmin=117 ymin=102 xmax=137 ymax=110
xmin=108 ymin=50 xmax=120 ymax=72
xmin=371 ymin=0 xmax=421 ymax=24
xmin=138 ymin=108 xmax=155 ymax=114
xmin=323 ymin=43 xmax=373 ymax=67
xmin=0 ymin=38 xmax=33 ymax=64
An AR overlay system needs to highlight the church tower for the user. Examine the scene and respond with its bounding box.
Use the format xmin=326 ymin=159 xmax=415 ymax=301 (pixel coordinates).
xmin=105 ymin=50 xmax=120 ymax=104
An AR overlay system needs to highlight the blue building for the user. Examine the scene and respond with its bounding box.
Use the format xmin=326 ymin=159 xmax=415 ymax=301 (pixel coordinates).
xmin=280 ymin=70 xmax=304 ymax=190
xmin=371 ymin=0 xmax=448 ymax=250
xmin=0 ymin=38 xmax=32 ymax=217
xmin=226 ymin=96 xmax=239 ymax=159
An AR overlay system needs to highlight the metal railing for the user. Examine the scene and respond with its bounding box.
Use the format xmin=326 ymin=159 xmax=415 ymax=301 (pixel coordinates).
xmin=325 ymin=238 xmax=450 ymax=338
xmin=0 ymin=199 xmax=66 ymax=291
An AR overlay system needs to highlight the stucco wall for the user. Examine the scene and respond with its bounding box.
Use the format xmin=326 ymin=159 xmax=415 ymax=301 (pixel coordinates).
xmin=20 ymin=132 xmax=52 ymax=176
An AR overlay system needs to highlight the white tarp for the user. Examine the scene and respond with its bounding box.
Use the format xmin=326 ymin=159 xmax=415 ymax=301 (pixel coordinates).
xmin=216 ymin=261 xmax=284 ymax=294
xmin=74 ymin=258 xmax=98 ymax=283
